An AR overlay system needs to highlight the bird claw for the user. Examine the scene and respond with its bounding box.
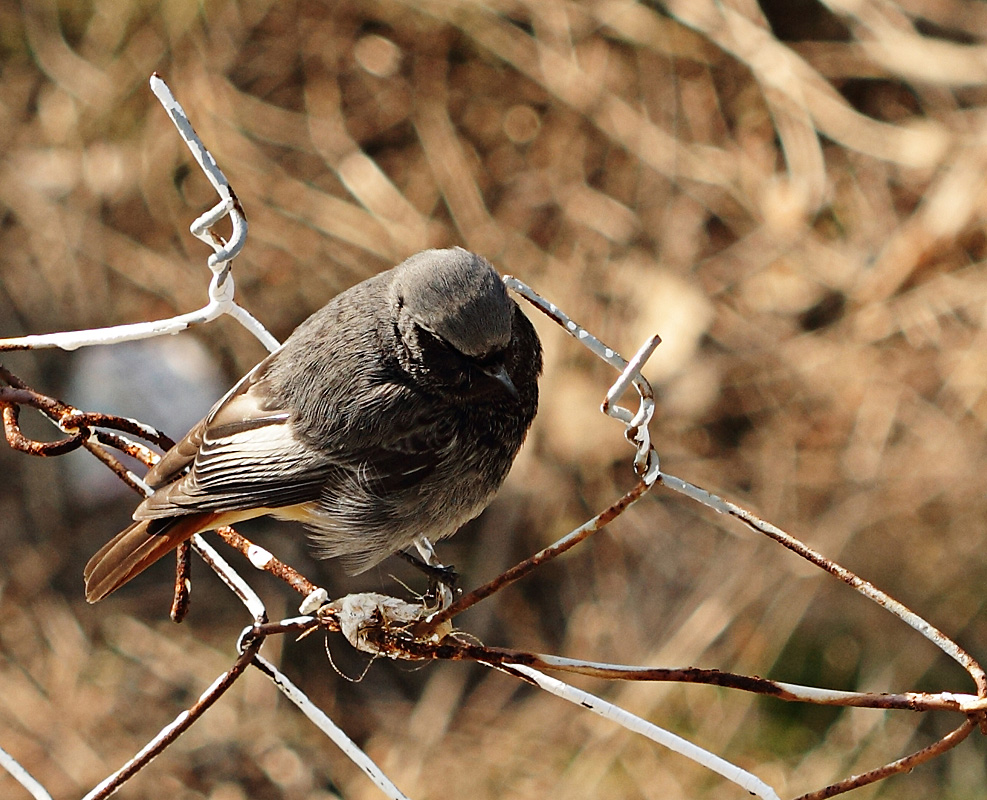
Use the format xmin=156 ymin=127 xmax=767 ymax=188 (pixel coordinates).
xmin=398 ymin=548 xmax=460 ymax=589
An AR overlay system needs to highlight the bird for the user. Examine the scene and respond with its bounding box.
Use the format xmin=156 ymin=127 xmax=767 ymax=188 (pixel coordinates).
xmin=84 ymin=247 xmax=542 ymax=603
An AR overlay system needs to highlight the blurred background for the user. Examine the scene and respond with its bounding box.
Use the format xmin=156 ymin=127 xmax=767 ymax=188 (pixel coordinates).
xmin=3 ymin=1 xmax=987 ymax=798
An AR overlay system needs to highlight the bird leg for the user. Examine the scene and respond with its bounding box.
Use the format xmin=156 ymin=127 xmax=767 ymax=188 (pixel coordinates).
xmin=398 ymin=549 xmax=460 ymax=588
xmin=402 ymin=536 xmax=459 ymax=610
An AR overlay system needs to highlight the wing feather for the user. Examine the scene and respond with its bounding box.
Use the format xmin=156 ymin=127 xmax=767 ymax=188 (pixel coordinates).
xmin=135 ymin=354 xmax=458 ymax=522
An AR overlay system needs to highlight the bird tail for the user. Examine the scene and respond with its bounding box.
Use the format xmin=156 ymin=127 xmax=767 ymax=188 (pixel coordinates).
xmin=84 ymin=513 xmax=219 ymax=603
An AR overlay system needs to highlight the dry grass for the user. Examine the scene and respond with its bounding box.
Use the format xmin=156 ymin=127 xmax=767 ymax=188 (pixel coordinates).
xmin=3 ymin=0 xmax=987 ymax=798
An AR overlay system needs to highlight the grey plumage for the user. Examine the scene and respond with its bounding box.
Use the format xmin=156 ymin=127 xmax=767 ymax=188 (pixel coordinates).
xmin=84 ymin=248 xmax=542 ymax=602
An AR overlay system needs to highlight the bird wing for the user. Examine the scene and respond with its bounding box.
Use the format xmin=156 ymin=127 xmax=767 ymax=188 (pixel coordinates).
xmin=142 ymin=357 xmax=275 ymax=489
xmin=135 ymin=358 xmax=455 ymax=520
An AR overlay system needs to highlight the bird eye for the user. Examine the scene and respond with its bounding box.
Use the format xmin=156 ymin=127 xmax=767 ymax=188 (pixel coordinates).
xmin=474 ymin=350 xmax=505 ymax=370
xmin=419 ymin=326 xmax=454 ymax=353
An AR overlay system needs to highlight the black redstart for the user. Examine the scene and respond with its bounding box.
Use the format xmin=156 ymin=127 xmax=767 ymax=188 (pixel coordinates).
xmin=84 ymin=247 xmax=542 ymax=602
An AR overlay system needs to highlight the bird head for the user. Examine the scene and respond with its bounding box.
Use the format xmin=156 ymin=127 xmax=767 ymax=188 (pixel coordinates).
xmin=391 ymin=248 xmax=520 ymax=400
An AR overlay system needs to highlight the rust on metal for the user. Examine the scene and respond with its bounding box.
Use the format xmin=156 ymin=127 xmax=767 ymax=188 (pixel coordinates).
xmin=424 ymin=477 xmax=652 ymax=631
xmin=170 ymin=543 xmax=193 ymax=623
xmin=2 ymin=403 xmax=84 ymax=455
xmin=214 ymin=526 xmax=320 ymax=599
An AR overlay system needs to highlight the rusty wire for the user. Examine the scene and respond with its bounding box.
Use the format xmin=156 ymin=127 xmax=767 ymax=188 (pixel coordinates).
xmin=5 ymin=2 xmax=987 ymax=796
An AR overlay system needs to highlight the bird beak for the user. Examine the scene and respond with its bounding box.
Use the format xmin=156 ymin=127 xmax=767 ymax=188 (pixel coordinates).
xmin=482 ymin=363 xmax=519 ymax=399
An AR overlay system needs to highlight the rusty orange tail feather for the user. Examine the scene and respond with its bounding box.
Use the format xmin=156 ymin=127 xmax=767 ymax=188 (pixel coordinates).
xmin=84 ymin=513 xmax=220 ymax=603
